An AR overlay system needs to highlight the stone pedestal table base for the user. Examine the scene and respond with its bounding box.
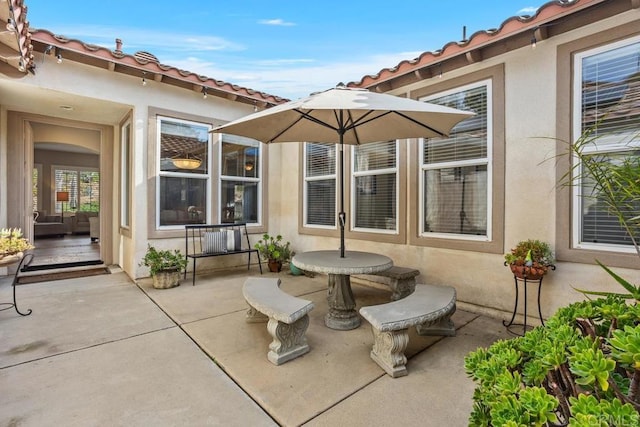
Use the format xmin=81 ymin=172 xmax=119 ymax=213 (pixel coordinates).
xmin=326 ymin=274 xmax=360 ymax=330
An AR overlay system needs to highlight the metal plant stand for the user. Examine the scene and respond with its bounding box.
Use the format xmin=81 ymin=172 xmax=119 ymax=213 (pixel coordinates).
xmin=0 ymin=253 xmax=34 ymax=316
xmin=503 ymin=265 xmax=555 ymax=336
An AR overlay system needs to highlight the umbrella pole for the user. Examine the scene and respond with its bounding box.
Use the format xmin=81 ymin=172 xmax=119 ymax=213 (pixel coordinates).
xmin=338 ymin=114 xmax=346 ymax=258
xmin=339 ymin=141 xmax=346 ymax=258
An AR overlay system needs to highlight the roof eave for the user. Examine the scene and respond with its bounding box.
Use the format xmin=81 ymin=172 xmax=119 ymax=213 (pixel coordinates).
xmin=349 ymin=0 xmax=635 ymax=93
xmin=29 ymin=29 xmax=288 ymax=107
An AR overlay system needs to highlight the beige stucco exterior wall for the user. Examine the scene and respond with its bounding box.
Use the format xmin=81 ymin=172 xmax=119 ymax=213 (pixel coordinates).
xmin=268 ymin=9 xmax=640 ymax=321
xmin=0 ymin=50 xmax=255 ymax=280
xmin=1 ymin=7 xmax=639 ymax=321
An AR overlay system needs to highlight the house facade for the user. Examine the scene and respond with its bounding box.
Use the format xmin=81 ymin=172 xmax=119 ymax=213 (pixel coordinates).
xmin=1 ymin=0 xmax=639 ymax=320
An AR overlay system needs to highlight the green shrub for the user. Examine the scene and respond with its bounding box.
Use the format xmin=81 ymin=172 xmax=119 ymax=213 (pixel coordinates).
xmin=139 ymin=244 xmax=187 ymax=276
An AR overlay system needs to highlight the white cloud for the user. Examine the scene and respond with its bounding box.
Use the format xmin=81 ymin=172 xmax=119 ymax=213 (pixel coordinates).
xmin=166 ymin=50 xmax=423 ymax=100
xmin=258 ymin=19 xmax=296 ymax=26
xmin=45 ymin=25 xmax=245 ymax=57
xmin=517 ymin=6 xmax=539 ymax=16
xmin=45 ymin=24 xmax=422 ymax=99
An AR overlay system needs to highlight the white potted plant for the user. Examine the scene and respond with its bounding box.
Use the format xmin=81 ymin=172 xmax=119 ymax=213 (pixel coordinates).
xmin=0 ymin=228 xmax=34 ymax=266
xmin=139 ymin=244 xmax=188 ymax=289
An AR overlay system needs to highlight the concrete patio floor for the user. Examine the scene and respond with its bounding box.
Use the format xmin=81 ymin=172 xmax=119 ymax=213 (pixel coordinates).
xmin=0 ymin=267 xmax=510 ymax=426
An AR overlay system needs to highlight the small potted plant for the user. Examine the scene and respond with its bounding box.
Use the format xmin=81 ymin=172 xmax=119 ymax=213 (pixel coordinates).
xmin=139 ymin=244 xmax=188 ymax=289
xmin=504 ymin=239 xmax=555 ymax=279
xmin=254 ymin=233 xmax=293 ymax=273
xmin=0 ymin=228 xmax=34 ymax=266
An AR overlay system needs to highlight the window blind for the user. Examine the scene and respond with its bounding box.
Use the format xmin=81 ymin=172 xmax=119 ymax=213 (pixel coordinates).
xmin=581 ymin=40 xmax=640 ymax=136
xmin=421 ymin=83 xmax=490 ymax=237
xmin=424 ymin=85 xmax=488 ymax=165
xmin=576 ymin=39 xmax=640 ymax=248
xmin=353 ymin=141 xmax=397 ymax=231
xmin=305 ymin=143 xmax=336 ymax=226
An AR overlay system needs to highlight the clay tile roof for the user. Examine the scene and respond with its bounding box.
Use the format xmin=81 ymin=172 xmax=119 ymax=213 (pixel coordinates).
xmin=25 ymin=26 xmax=288 ymax=107
xmin=347 ymin=0 xmax=620 ymax=91
xmin=0 ymin=0 xmax=35 ymax=75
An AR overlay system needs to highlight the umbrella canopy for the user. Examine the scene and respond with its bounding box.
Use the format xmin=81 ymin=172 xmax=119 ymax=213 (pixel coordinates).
xmin=211 ymin=86 xmax=474 ymax=257
xmin=212 ymin=86 xmax=473 ymax=145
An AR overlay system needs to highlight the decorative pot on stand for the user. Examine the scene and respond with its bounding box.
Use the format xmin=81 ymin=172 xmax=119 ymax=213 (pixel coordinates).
xmin=509 ymin=264 xmax=547 ymax=280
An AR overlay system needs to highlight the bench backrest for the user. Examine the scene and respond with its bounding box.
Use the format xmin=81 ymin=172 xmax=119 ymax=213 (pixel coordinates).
xmin=185 ymin=223 xmax=253 ymax=257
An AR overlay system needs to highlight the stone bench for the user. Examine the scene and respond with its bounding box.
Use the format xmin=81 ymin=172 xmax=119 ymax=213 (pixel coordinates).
xmin=355 ymin=266 xmax=420 ymax=300
xmin=359 ymin=284 xmax=457 ymax=378
xmin=243 ymin=277 xmax=314 ymax=365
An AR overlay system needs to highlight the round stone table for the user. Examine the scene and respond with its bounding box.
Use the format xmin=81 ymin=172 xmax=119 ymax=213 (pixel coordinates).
xmin=292 ymin=250 xmax=393 ymax=330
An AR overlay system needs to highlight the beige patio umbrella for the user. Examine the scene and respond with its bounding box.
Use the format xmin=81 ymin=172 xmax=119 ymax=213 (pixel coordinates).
xmin=211 ymin=85 xmax=474 ymax=257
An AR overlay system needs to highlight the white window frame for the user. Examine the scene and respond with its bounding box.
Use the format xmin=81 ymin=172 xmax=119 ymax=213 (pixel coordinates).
xmin=571 ymin=35 xmax=640 ymax=254
xmin=33 ymin=163 xmax=42 ymax=213
xmin=303 ymin=142 xmax=338 ymax=229
xmin=350 ymin=141 xmax=399 ymax=234
xmin=155 ymin=115 xmax=212 ymax=230
xmin=418 ymin=79 xmax=493 ymax=242
xmin=52 ymin=165 xmax=100 ymax=214
xmin=217 ymin=133 xmax=263 ymax=226
xmin=120 ymin=120 xmax=131 ymax=229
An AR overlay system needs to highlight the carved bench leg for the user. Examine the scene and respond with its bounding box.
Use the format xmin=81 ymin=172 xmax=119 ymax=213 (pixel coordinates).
xmin=369 ymin=327 xmax=410 ymax=378
xmin=245 ymin=306 xmax=269 ymax=323
xmin=266 ymin=315 xmax=310 ymax=365
xmin=389 ymin=278 xmax=417 ymax=301
xmin=416 ymin=307 xmax=457 ymax=337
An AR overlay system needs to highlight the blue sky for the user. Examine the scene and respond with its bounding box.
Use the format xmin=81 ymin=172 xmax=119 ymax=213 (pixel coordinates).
xmin=26 ymin=1 xmax=541 ymax=100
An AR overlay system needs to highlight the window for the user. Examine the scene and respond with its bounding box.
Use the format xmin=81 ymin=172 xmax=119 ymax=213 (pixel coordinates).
xmin=572 ymin=36 xmax=640 ymax=252
xmin=219 ymin=134 xmax=261 ymax=224
xmin=304 ymin=142 xmax=336 ymax=227
xmin=419 ymin=80 xmax=491 ymax=240
xmin=351 ymin=141 xmax=398 ymax=232
xmin=157 ymin=116 xmax=211 ymax=228
xmin=32 ymin=164 xmax=42 ymax=213
xmin=121 ymin=121 xmax=131 ymax=229
xmin=54 ymin=167 xmax=100 ymax=213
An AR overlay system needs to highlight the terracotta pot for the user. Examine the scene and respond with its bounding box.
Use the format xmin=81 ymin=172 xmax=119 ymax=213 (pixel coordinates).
xmin=152 ymin=269 xmax=181 ymax=289
xmin=268 ymin=259 xmax=282 ymax=273
xmin=510 ymin=264 xmax=546 ymax=280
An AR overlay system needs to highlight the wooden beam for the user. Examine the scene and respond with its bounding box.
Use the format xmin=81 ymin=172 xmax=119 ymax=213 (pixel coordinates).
xmin=465 ymin=50 xmax=482 ymax=64
xmin=534 ymin=26 xmax=548 ymax=42
xmin=226 ymin=93 xmax=238 ymax=102
xmin=631 ymin=0 xmax=640 ymax=8
xmin=153 ymin=73 xmax=162 ymax=82
xmin=374 ymin=81 xmax=392 ymax=93
xmin=414 ymin=68 xmax=431 ymax=80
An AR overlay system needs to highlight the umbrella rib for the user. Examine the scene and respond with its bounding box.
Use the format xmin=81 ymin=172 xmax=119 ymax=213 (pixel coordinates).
xmin=345 ymin=111 xmax=448 ymax=138
xmin=392 ymin=111 xmax=447 ymax=137
xmin=295 ymin=109 xmax=340 ymax=133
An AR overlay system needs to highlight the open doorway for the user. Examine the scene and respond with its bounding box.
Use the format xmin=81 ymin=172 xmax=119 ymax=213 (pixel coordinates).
xmin=24 ymin=121 xmax=105 ymax=272
xmin=29 ymin=137 xmax=102 ymax=270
